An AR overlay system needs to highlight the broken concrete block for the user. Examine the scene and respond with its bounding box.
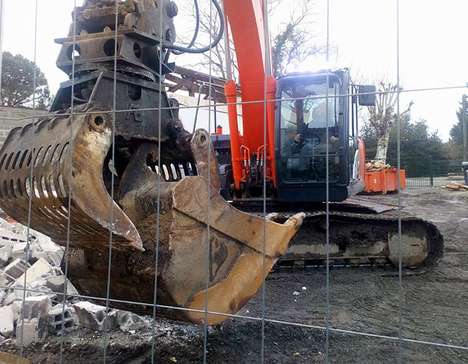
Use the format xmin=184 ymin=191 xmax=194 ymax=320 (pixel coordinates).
xmin=37 ymin=250 xmax=63 ymax=268
xmin=48 ymin=305 xmax=75 ymax=335
xmin=12 ymin=282 xmax=50 ymax=302
xmin=1 ymin=258 xmax=29 ymax=284
xmin=31 ymin=238 xmax=63 ymax=267
xmin=11 ymin=242 xmax=27 ymax=260
xmin=15 ymin=317 xmax=48 ymax=346
xmin=15 ymin=295 xmax=51 ymax=321
xmin=3 ymin=292 xmax=17 ymax=306
xmin=15 ymin=258 xmax=53 ymax=287
xmin=0 ymin=228 xmax=28 ymax=246
xmin=0 ymin=273 xmax=9 ymax=288
xmin=45 ymin=275 xmax=79 ymax=297
xmin=0 ymin=244 xmax=12 ymax=266
xmin=27 ymin=278 xmax=55 ymax=299
xmin=11 ymin=286 xmax=30 ymax=302
xmin=73 ymin=301 xmax=117 ymax=332
xmin=0 ymin=289 xmax=5 ymax=305
xmin=116 ymin=310 xmax=149 ymax=333
xmin=0 ymin=305 xmax=15 ymax=337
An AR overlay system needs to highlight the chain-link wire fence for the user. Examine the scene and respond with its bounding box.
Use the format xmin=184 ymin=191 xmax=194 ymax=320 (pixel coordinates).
xmin=0 ymin=0 xmax=467 ymax=363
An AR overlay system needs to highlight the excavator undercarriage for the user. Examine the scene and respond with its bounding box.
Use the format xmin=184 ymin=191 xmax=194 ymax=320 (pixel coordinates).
xmin=0 ymin=0 xmax=443 ymax=325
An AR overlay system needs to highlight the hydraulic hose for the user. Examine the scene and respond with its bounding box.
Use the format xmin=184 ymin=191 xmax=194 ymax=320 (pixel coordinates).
xmin=172 ymin=0 xmax=200 ymax=55
xmin=166 ymin=0 xmax=224 ymax=54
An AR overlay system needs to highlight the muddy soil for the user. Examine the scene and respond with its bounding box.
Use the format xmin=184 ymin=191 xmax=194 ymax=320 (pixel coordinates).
xmin=2 ymin=188 xmax=468 ymax=363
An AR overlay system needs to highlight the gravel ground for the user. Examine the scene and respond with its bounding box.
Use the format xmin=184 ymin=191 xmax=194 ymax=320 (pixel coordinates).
xmin=2 ymin=188 xmax=468 ymax=363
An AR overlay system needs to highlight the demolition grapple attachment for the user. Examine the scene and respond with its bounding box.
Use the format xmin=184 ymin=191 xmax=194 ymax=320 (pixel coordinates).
xmin=0 ymin=113 xmax=303 ymax=324
xmin=0 ymin=108 xmax=143 ymax=252
xmin=0 ymin=0 xmax=303 ymax=324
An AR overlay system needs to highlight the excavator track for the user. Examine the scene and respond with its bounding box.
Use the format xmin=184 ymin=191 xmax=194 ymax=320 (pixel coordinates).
xmin=271 ymin=210 xmax=444 ymax=272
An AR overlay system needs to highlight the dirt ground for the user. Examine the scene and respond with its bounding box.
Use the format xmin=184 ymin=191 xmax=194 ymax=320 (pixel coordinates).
xmin=2 ymin=187 xmax=468 ymax=363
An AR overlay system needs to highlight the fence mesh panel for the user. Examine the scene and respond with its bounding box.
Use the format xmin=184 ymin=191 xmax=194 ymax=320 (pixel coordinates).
xmin=0 ymin=0 xmax=466 ymax=363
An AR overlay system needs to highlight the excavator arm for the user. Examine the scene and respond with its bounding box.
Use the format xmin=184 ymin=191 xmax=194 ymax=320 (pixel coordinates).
xmin=223 ymin=0 xmax=277 ymax=192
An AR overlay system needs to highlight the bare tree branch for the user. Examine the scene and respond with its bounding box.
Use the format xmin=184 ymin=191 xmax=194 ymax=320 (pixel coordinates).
xmin=178 ymin=0 xmax=325 ymax=81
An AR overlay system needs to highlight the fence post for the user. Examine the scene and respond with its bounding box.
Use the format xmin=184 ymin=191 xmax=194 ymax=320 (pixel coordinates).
xmin=429 ymin=160 xmax=434 ymax=187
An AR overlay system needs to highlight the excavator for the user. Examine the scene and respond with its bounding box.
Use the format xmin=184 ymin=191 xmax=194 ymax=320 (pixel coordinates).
xmin=0 ymin=0 xmax=443 ymax=325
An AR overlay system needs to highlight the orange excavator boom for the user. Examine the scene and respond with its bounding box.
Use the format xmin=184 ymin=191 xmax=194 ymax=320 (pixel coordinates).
xmin=223 ymin=0 xmax=277 ymax=190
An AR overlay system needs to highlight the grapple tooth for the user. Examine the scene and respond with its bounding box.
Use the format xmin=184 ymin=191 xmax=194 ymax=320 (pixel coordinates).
xmin=168 ymin=176 xmax=304 ymax=324
xmin=0 ymin=109 xmax=143 ymax=252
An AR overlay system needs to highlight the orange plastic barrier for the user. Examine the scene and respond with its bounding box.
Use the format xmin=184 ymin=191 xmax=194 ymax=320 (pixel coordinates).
xmin=364 ymin=168 xmax=406 ymax=194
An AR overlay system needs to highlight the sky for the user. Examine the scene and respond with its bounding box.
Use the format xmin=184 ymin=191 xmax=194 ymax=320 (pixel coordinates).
xmin=1 ymin=0 xmax=467 ymax=140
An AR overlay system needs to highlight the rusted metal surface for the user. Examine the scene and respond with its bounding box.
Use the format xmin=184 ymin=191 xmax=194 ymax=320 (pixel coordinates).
xmin=0 ymin=105 xmax=142 ymax=252
xmin=0 ymin=0 xmax=304 ymax=321
xmin=165 ymin=66 xmax=235 ymax=103
xmin=66 ymin=130 xmax=304 ymax=325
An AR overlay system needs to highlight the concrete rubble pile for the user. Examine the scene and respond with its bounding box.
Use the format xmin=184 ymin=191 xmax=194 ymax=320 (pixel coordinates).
xmin=0 ymin=216 xmax=150 ymax=348
xmin=365 ymin=160 xmax=392 ymax=172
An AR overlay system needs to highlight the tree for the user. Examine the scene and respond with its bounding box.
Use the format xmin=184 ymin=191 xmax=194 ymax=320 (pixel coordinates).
xmin=269 ymin=0 xmax=323 ymax=77
xmin=366 ymin=81 xmax=413 ymax=163
xmin=447 ymin=95 xmax=467 ymax=160
xmin=180 ymin=0 xmax=324 ymax=80
xmin=1 ymin=52 xmax=51 ymax=109
xmin=362 ymin=118 xmax=449 ymax=177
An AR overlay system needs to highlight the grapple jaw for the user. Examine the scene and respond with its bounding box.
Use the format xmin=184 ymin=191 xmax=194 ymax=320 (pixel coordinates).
xmin=168 ymin=176 xmax=304 ymax=324
xmin=0 ymin=115 xmax=303 ymax=325
xmin=0 ymin=107 xmax=143 ymax=252
xmin=113 ymin=129 xmax=304 ymax=324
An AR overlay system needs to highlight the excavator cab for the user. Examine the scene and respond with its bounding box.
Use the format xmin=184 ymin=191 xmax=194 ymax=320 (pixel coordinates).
xmin=275 ymin=69 xmax=375 ymax=203
xmin=276 ymin=70 xmax=353 ymax=202
xmin=218 ymin=68 xmax=375 ymax=204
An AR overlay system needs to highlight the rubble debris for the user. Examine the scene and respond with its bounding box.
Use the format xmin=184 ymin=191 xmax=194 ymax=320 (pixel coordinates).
xmin=11 ymin=243 xmax=27 ymax=260
xmin=442 ymin=182 xmax=468 ymax=191
xmin=11 ymin=280 xmax=55 ymax=303
xmin=15 ymin=317 xmax=48 ymax=347
xmin=0 ymin=217 xmax=156 ymax=342
xmin=365 ymin=160 xmax=391 ymax=172
xmin=45 ymin=275 xmax=79 ymax=297
xmin=116 ymin=310 xmax=149 ymax=333
xmin=1 ymin=259 xmax=29 ymax=285
xmin=0 ymin=229 xmax=27 ymax=255
xmin=0 ymin=274 xmax=8 ymax=289
xmin=30 ymin=238 xmax=63 ymax=267
xmin=0 ymin=244 xmax=12 ymax=266
xmin=73 ymin=301 xmax=118 ymax=332
xmin=12 ymin=296 xmax=51 ymax=347
xmin=48 ymin=305 xmax=75 ymax=335
xmin=0 ymin=352 xmax=31 ymax=364
xmin=0 ymin=305 xmax=14 ymax=337
xmin=15 ymin=258 xmax=54 ymax=287
xmin=3 ymin=293 xmax=16 ymax=307
xmin=16 ymin=295 xmax=51 ymax=321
